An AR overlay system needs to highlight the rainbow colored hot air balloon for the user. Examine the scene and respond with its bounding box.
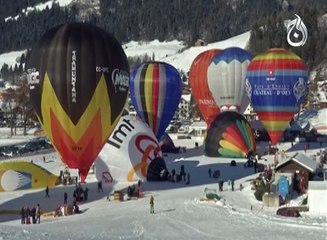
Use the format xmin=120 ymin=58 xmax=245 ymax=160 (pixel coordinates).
xmin=246 ymin=48 xmax=308 ymax=145
xmin=205 ymin=111 xmax=256 ymax=158
xmin=189 ymin=49 xmax=221 ymax=126
xmin=26 ymin=23 xmax=129 ymax=182
xmin=130 ymin=62 xmax=182 ymax=139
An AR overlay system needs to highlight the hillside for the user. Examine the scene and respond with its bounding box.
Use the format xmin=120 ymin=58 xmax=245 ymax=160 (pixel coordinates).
xmin=0 ymin=0 xmax=327 ymax=74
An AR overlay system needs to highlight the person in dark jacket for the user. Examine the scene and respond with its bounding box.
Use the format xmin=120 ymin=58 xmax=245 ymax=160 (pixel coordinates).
xmin=24 ymin=207 xmax=30 ymax=224
xmin=84 ymin=188 xmax=89 ymax=202
xmin=20 ymin=207 xmax=25 ymax=224
xmin=97 ymin=181 xmax=103 ymax=192
xmin=36 ymin=204 xmax=41 ymax=224
xmin=186 ymin=173 xmax=190 ymax=185
xmin=45 ymin=186 xmax=50 ymax=198
xmin=149 ymin=195 xmax=154 ymax=214
xmin=64 ymin=192 xmax=68 ymax=204
xmin=30 ymin=206 xmax=36 ymax=224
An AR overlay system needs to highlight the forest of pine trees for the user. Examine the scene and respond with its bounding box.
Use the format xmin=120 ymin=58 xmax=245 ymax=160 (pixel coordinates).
xmin=1 ymin=0 xmax=327 ymax=76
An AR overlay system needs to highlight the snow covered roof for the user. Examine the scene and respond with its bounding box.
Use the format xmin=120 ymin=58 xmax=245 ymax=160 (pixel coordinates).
xmin=276 ymin=153 xmax=318 ymax=173
xmin=189 ymin=121 xmax=207 ymax=129
xmin=181 ymin=94 xmax=191 ymax=102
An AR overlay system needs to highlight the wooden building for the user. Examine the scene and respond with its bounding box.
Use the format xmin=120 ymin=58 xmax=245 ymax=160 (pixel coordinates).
xmin=275 ymin=153 xmax=318 ymax=191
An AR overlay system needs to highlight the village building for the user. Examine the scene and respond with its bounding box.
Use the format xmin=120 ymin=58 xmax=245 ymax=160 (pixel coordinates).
xmin=275 ymin=153 xmax=318 ymax=192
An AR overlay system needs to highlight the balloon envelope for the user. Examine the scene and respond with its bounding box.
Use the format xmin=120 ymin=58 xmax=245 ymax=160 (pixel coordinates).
xmin=130 ymin=62 xmax=182 ymax=138
xmin=205 ymin=111 xmax=256 ymax=158
xmin=26 ymin=23 xmax=129 ymax=182
xmin=246 ymin=48 xmax=308 ymax=145
xmin=207 ymin=47 xmax=252 ymax=113
xmin=94 ymin=116 xmax=165 ymax=182
xmin=189 ymin=49 xmax=221 ymax=126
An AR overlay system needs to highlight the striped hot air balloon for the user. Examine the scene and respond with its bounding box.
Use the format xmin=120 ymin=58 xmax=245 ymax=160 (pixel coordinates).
xmin=246 ymin=48 xmax=308 ymax=145
xmin=189 ymin=49 xmax=222 ymax=127
xmin=205 ymin=111 xmax=256 ymax=158
xmin=130 ymin=62 xmax=182 ymax=139
xmin=26 ymin=23 xmax=129 ymax=182
xmin=207 ymin=47 xmax=252 ymax=113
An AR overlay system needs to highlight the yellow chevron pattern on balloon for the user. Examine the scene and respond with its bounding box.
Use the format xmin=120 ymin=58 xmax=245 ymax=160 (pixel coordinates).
xmin=40 ymin=73 xmax=114 ymax=143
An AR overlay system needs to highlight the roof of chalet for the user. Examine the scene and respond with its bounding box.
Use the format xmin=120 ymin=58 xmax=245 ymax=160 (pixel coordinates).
xmin=189 ymin=121 xmax=207 ymax=130
xmin=181 ymin=94 xmax=191 ymax=102
xmin=276 ymin=152 xmax=318 ymax=173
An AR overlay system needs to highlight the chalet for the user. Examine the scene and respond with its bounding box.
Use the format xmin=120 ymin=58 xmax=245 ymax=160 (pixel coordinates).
xmin=194 ymin=39 xmax=207 ymax=46
xmin=275 ymin=153 xmax=318 ymax=191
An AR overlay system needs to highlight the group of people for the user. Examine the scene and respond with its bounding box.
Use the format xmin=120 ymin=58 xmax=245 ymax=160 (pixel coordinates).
xmin=72 ymin=184 xmax=89 ymax=202
xmin=167 ymin=165 xmax=191 ymax=184
xmin=20 ymin=204 xmax=41 ymax=224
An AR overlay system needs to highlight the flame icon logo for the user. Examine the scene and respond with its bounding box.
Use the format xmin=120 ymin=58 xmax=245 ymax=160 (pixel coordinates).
xmin=287 ymin=14 xmax=308 ymax=47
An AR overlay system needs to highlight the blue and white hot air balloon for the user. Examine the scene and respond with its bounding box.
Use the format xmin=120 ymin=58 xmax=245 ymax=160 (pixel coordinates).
xmin=207 ymin=47 xmax=252 ymax=113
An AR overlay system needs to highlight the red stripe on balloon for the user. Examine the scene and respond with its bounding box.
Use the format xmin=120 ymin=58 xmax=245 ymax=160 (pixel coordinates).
xmin=151 ymin=63 xmax=160 ymax=133
xmin=247 ymin=60 xmax=306 ymax=71
xmin=268 ymin=131 xmax=284 ymax=145
xmin=256 ymin=111 xmax=296 ymax=121
xmin=225 ymin=125 xmax=247 ymax=150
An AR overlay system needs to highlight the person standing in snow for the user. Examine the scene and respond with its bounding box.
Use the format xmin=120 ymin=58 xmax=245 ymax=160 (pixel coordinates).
xmin=45 ymin=186 xmax=50 ymax=198
xmin=186 ymin=173 xmax=190 ymax=185
xmin=36 ymin=204 xmax=41 ymax=224
xmin=64 ymin=192 xmax=68 ymax=204
xmin=84 ymin=187 xmax=89 ymax=202
xmin=149 ymin=195 xmax=154 ymax=214
xmin=97 ymin=181 xmax=103 ymax=192
xmin=20 ymin=206 xmax=25 ymax=224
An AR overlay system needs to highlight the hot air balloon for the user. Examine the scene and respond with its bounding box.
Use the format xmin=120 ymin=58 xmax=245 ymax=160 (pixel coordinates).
xmin=189 ymin=49 xmax=222 ymax=126
xmin=207 ymin=47 xmax=252 ymax=113
xmin=130 ymin=61 xmax=182 ymax=139
xmin=205 ymin=111 xmax=256 ymax=158
xmin=94 ymin=116 xmax=166 ymax=182
xmin=246 ymin=48 xmax=308 ymax=145
xmin=26 ymin=23 xmax=129 ymax=182
xmin=0 ymin=161 xmax=59 ymax=192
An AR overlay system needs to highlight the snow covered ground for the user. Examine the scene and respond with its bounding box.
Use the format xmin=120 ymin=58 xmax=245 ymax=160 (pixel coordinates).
xmin=0 ymin=134 xmax=326 ymax=240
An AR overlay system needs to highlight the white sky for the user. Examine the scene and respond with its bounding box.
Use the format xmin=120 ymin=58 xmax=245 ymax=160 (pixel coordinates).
xmin=0 ymin=135 xmax=326 ymax=239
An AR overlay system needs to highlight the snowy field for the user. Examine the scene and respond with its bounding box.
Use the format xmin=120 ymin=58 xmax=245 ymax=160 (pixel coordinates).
xmin=0 ymin=133 xmax=326 ymax=240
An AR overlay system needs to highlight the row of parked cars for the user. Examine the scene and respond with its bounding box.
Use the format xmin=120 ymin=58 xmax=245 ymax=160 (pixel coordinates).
xmin=0 ymin=137 xmax=53 ymax=158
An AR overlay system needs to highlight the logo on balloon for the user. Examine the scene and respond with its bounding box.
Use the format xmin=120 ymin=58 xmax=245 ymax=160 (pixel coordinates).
xmin=111 ymin=69 xmax=129 ymax=93
xmin=293 ymin=77 xmax=307 ymax=103
xmin=127 ymin=135 xmax=160 ymax=181
xmin=245 ymin=79 xmax=252 ymax=101
xmin=71 ymin=50 xmax=77 ymax=103
xmin=27 ymin=68 xmax=40 ymax=89
xmin=287 ymin=14 xmax=308 ymax=47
